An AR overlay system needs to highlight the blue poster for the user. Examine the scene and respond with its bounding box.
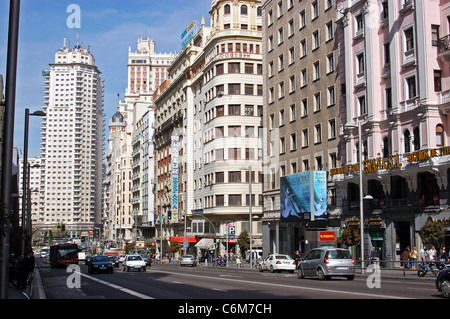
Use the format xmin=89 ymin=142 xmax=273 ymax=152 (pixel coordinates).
xmin=280 ymin=171 xmax=327 ymax=222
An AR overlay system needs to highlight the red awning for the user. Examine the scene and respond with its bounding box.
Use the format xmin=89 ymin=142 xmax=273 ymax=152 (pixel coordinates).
xmin=169 ymin=236 xmax=197 ymax=243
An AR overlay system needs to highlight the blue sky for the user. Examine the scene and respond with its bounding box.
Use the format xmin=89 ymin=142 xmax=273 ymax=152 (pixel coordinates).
xmin=0 ymin=0 xmax=211 ymax=157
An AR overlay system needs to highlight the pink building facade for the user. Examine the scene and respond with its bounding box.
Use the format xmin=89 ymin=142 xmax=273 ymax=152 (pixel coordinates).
xmin=333 ymin=0 xmax=450 ymax=263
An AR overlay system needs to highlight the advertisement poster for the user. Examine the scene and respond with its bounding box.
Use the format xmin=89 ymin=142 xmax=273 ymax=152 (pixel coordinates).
xmin=280 ymin=171 xmax=327 ymax=222
xmin=171 ymin=136 xmax=180 ymax=223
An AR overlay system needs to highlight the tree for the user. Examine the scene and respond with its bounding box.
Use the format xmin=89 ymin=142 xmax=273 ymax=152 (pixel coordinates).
xmin=419 ymin=219 xmax=445 ymax=249
xmin=336 ymin=228 xmax=361 ymax=247
xmin=237 ymin=230 xmax=250 ymax=258
xmin=168 ymin=240 xmax=182 ymax=257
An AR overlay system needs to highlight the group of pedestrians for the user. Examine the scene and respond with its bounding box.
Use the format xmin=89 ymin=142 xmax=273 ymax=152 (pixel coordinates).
xmin=9 ymin=251 xmax=35 ymax=290
xmin=400 ymin=245 xmax=449 ymax=269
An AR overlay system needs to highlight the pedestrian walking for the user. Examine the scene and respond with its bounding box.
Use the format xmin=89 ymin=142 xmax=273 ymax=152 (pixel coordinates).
xmin=369 ymin=247 xmax=379 ymax=266
xmin=236 ymin=254 xmax=241 ymax=268
xmin=401 ymin=248 xmax=410 ymax=269
xmin=294 ymin=250 xmax=301 ymax=266
xmin=410 ymin=247 xmax=418 ymax=270
xmin=429 ymin=246 xmax=437 ymax=262
xmin=440 ymin=246 xmax=448 ymax=262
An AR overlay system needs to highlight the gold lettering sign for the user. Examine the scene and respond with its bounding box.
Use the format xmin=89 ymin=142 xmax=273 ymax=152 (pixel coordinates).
xmin=330 ymin=147 xmax=449 ymax=177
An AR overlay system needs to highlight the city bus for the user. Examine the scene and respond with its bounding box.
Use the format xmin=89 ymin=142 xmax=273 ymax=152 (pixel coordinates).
xmin=50 ymin=243 xmax=79 ymax=267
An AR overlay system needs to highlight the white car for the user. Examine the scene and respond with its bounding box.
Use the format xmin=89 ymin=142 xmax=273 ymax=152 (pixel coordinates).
xmin=258 ymin=254 xmax=296 ymax=273
xmin=123 ymin=254 xmax=146 ymax=272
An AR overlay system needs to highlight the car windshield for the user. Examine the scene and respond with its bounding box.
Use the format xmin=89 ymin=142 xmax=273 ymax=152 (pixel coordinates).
xmin=326 ymin=250 xmax=352 ymax=259
xmin=128 ymin=255 xmax=142 ymax=261
xmin=93 ymin=256 xmax=109 ymax=262
xmin=275 ymin=255 xmax=292 ymax=260
xmin=182 ymin=255 xmax=193 ymax=259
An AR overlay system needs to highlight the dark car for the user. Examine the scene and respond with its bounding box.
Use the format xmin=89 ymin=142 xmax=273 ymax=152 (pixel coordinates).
xmin=107 ymin=255 xmax=120 ymax=268
xmin=436 ymin=268 xmax=450 ymax=298
xmin=88 ymin=255 xmax=114 ymax=274
xmin=85 ymin=255 xmax=93 ymax=265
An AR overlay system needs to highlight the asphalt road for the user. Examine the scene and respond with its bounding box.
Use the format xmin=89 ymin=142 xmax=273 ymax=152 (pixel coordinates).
xmin=36 ymin=257 xmax=442 ymax=302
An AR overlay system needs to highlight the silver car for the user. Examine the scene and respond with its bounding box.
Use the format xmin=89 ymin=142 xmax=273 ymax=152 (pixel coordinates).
xmin=180 ymin=255 xmax=197 ymax=267
xmin=297 ymin=248 xmax=355 ymax=280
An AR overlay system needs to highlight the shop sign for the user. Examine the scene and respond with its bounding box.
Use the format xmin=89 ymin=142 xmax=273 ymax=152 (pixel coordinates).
xmin=365 ymin=217 xmax=383 ymax=227
xmin=330 ymin=146 xmax=450 ymax=177
xmin=319 ymin=232 xmax=335 ymax=241
xmin=370 ymin=231 xmax=384 ymax=241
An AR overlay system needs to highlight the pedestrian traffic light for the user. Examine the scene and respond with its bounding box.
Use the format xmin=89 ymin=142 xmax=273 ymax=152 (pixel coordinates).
xmin=168 ymin=211 xmax=172 ymax=219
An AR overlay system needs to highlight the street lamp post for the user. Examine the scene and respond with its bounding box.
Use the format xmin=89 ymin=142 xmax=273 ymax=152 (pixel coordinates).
xmin=344 ymin=119 xmax=366 ymax=274
xmin=241 ymin=166 xmax=253 ymax=269
xmin=21 ymin=108 xmax=45 ymax=255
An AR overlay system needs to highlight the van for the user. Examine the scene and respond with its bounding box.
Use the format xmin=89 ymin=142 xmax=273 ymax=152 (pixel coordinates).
xmin=246 ymin=249 xmax=263 ymax=261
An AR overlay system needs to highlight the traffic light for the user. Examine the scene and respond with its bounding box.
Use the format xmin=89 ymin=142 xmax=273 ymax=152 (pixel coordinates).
xmin=168 ymin=211 xmax=172 ymax=220
xmin=61 ymin=224 xmax=65 ymax=231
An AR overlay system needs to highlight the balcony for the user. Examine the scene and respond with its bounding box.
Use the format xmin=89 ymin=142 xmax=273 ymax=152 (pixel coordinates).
xmin=438 ymin=35 xmax=450 ymax=63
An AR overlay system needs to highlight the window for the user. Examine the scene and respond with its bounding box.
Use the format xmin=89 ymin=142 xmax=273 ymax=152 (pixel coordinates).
xmin=228 ymin=148 xmax=241 ymax=160
xmin=216 ymin=63 xmax=224 ymax=75
xmin=288 ymin=19 xmax=295 ymax=37
xmin=280 ymin=137 xmax=286 ymax=154
xmin=382 ymin=137 xmax=390 ymax=157
xmin=215 ymin=126 xmax=224 ymax=137
xmin=228 ymin=171 xmax=241 ymax=183
xmin=257 ymin=85 xmax=263 ymax=96
xmin=405 ymin=27 xmax=414 ymax=52
xmin=216 ymin=172 xmax=224 ymax=183
xmin=314 ymin=92 xmax=321 ymax=112
xmin=289 ymin=75 xmax=296 ymax=93
xmin=245 ymin=148 xmax=254 ymax=160
xmin=228 ymin=83 xmax=240 ymax=95
xmin=245 ymin=84 xmax=254 ymax=95
xmin=358 ymin=95 xmax=366 ymax=115
xmin=269 ymin=61 xmax=274 ymax=77
xmin=329 ymin=119 xmax=336 ymax=139
xmin=330 ymin=153 xmax=337 ymax=169
xmin=300 ymin=39 xmax=307 ymax=57
xmin=302 ymin=98 xmax=308 ymax=117
xmin=326 ymin=21 xmax=334 ymax=41
xmin=300 ymin=11 xmax=306 ymax=29
xmin=355 ymin=14 xmax=364 ymax=36
xmin=216 ymin=105 xmax=224 ymax=117
xmin=277 ymin=1 xmax=283 ymax=18
xmin=290 ymin=133 xmax=297 ymax=150
xmin=434 ymin=70 xmax=442 ymax=92
xmin=313 ymin=30 xmax=320 ymax=50
xmin=229 ymin=194 xmax=242 ymax=206
xmin=290 ymin=104 xmax=296 ymax=122
xmin=356 ymin=52 xmax=365 ymax=76
xmin=432 ymin=25 xmax=440 ymax=46
xmin=315 ymin=124 xmax=322 ymax=143
xmin=279 ymin=109 xmax=285 ymax=126
xmin=316 ymin=156 xmax=323 ymax=170
xmin=383 ymin=42 xmax=390 ymax=66
xmin=328 ymin=85 xmax=335 ymax=106
xmin=413 ymin=127 xmax=420 ymax=150
xmin=268 ymin=35 xmax=274 ymax=51
xmin=406 ymin=75 xmax=416 ymax=99
xmin=269 ymin=88 xmax=274 ymax=103
xmin=301 ymin=68 xmax=307 ymax=87
xmin=216 ymin=148 xmax=224 ymax=161
xmin=228 ymin=126 xmax=241 ymax=137
xmin=385 ymin=87 xmax=392 ymax=109
xmin=279 ymin=81 xmax=285 ymax=99
xmin=303 ymin=159 xmax=309 ymax=171
xmin=228 ymin=104 xmax=240 ymax=115
xmin=312 ymin=1 xmax=319 ymax=19
xmin=224 ymin=4 xmax=231 ymax=15
xmin=278 ymin=54 xmax=284 ymax=71
xmin=244 ymin=105 xmax=254 ymax=116
xmin=313 ymin=61 xmax=320 ymax=81
xmin=289 ymin=47 xmax=295 ymax=64
xmin=278 ymin=28 xmax=284 ymax=44
xmin=216 ymin=195 xmax=224 ymax=206
xmin=404 ymin=130 xmax=411 ymax=153
xmin=245 ymin=126 xmax=254 ymax=137
xmin=241 ymin=5 xmax=248 ymax=15
xmin=436 ymin=124 xmax=444 ymax=146
xmin=302 ymin=129 xmax=309 ymax=147
xmin=228 ymin=62 xmax=240 ymax=73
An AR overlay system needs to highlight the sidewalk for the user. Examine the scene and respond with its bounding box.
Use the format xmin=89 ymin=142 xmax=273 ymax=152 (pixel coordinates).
xmin=8 ymin=266 xmax=46 ymax=299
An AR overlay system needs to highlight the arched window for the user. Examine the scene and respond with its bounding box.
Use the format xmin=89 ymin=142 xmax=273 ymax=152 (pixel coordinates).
xmin=436 ymin=124 xmax=444 ymax=146
xmin=241 ymin=5 xmax=248 ymax=15
xmin=257 ymin=6 xmax=262 ymax=16
xmin=404 ymin=130 xmax=411 ymax=153
xmin=383 ymin=137 xmax=390 ymax=157
xmin=224 ymin=4 xmax=231 ymax=15
xmin=413 ymin=127 xmax=420 ymax=150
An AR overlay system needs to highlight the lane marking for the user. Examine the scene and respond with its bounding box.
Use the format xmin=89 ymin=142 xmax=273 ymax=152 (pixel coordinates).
xmin=79 ymin=272 xmax=154 ymax=299
xmin=150 ymin=269 xmax=413 ymax=299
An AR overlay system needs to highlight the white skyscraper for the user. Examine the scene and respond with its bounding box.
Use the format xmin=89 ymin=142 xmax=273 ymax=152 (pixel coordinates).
xmin=39 ymin=42 xmax=104 ymax=241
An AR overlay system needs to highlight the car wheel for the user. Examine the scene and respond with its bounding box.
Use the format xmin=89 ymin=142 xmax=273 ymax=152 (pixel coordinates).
xmin=441 ymin=279 xmax=450 ymax=298
xmin=270 ymin=265 xmax=275 ymax=273
xmin=317 ymin=268 xmax=326 ymax=280
xmin=259 ymin=264 xmax=263 ymax=272
xmin=143 ymin=267 xmax=146 ymax=272
xmin=297 ymin=267 xmax=305 ymax=279
xmin=347 ymin=275 xmax=354 ymax=281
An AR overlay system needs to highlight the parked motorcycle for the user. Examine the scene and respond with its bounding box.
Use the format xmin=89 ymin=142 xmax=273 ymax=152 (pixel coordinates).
xmin=418 ymin=261 xmax=450 ymax=277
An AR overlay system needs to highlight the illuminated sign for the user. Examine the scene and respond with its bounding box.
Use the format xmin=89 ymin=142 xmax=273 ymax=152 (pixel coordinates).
xmin=330 ymin=146 xmax=450 ymax=177
xmin=319 ymin=232 xmax=335 ymax=241
xmin=171 ymin=136 xmax=180 ymax=223
xmin=181 ymin=21 xmax=199 ymax=50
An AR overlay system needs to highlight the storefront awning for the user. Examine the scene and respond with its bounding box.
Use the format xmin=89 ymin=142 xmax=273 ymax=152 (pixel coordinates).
xmin=169 ymin=236 xmax=197 ymax=243
xmin=195 ymin=238 xmax=214 ymax=250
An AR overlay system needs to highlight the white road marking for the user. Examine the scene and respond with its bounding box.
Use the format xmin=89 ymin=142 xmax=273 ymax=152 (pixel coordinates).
xmin=79 ymin=272 xmax=154 ymax=299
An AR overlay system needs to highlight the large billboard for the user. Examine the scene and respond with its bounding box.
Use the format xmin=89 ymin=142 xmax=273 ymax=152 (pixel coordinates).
xmin=280 ymin=171 xmax=327 ymax=222
xmin=171 ymin=136 xmax=180 ymax=223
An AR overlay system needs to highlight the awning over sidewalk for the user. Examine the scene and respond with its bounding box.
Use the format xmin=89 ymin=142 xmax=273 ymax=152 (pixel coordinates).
xmin=169 ymin=236 xmax=197 ymax=243
xmin=195 ymin=238 xmax=214 ymax=250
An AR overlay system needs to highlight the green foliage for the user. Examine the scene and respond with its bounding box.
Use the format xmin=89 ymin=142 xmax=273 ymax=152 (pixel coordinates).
xmin=168 ymin=240 xmax=182 ymax=255
xmin=419 ymin=219 xmax=445 ymax=248
xmin=237 ymin=230 xmax=250 ymax=257
xmin=337 ymin=228 xmax=361 ymax=247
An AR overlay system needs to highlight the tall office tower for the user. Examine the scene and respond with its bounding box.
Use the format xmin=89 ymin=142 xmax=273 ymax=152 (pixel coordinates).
xmin=40 ymin=42 xmax=104 ymax=241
